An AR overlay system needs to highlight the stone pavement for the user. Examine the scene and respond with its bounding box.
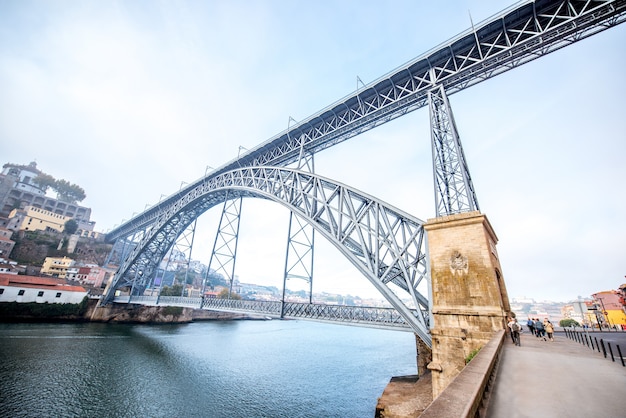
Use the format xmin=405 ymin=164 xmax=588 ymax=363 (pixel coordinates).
xmin=485 ymin=331 xmax=626 ymax=418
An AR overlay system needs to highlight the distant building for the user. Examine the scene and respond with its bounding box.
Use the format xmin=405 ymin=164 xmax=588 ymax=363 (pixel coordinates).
xmin=561 ymin=301 xmax=595 ymax=325
xmin=0 ymin=263 xmax=18 ymax=275
xmin=592 ymin=291 xmax=626 ymax=328
xmin=8 ymin=205 xmax=70 ymax=234
xmin=41 ymin=256 xmax=75 ymax=279
xmin=75 ymin=219 xmax=101 ymax=240
xmin=0 ymin=161 xmax=92 ymax=223
xmin=66 ymin=264 xmax=107 ymax=288
xmin=0 ymin=274 xmax=87 ymax=304
xmin=0 ymin=226 xmax=15 ymax=258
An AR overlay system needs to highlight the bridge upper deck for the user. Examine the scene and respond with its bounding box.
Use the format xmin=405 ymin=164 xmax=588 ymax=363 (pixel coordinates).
xmin=105 ymin=0 xmax=626 ymax=243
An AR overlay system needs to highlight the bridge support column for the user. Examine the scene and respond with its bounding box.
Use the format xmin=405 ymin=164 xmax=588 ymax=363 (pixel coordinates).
xmin=416 ymin=334 xmax=432 ymax=377
xmin=423 ymin=211 xmax=510 ymax=398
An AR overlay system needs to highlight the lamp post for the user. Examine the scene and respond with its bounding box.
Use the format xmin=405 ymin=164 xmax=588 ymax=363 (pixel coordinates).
xmin=597 ymin=296 xmax=612 ymax=330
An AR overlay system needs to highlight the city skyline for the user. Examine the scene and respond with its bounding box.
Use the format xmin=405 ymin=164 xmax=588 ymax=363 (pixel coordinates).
xmin=1 ymin=1 xmax=624 ymax=302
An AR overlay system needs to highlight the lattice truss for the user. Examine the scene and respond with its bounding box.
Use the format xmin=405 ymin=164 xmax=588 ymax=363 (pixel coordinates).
xmin=429 ymin=85 xmax=479 ymax=217
xmin=207 ymin=195 xmax=242 ymax=295
xmin=226 ymin=0 xmax=626 ymax=169
xmin=103 ymin=167 xmax=431 ymax=343
xmin=105 ymin=0 xmax=625 ymax=245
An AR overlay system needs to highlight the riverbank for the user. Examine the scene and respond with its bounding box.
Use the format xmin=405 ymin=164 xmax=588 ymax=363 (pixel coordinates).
xmin=0 ymin=298 xmax=267 ymax=324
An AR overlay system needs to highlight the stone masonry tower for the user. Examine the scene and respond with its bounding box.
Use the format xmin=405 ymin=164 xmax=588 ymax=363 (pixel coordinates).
xmin=425 ymin=86 xmax=510 ymax=398
xmin=424 ymin=211 xmax=510 ymax=397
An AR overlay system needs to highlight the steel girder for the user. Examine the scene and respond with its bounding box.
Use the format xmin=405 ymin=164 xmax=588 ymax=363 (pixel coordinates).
xmin=282 ymin=152 xmax=315 ymax=304
xmin=208 ymin=195 xmax=243 ymax=297
xmin=282 ymin=212 xmax=315 ymax=304
xmin=158 ymin=219 xmax=197 ymax=296
xmin=101 ymin=167 xmax=431 ymax=346
xmin=429 ymin=85 xmax=480 ymax=216
xmin=115 ymin=296 xmax=412 ymax=330
xmin=105 ymin=0 xmax=626 ymax=243
xmin=202 ymin=298 xmax=412 ymax=330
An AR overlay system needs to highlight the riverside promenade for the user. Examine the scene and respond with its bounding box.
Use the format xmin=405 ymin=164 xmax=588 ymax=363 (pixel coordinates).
xmin=485 ymin=330 xmax=626 ymax=418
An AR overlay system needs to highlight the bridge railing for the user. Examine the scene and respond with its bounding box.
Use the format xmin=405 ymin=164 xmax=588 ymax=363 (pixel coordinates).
xmin=201 ymin=298 xmax=413 ymax=329
xmin=282 ymin=302 xmax=410 ymax=329
xmin=202 ymin=298 xmax=283 ymax=315
xmin=113 ymin=296 xmax=413 ymax=330
xmin=115 ymin=295 xmax=203 ymax=308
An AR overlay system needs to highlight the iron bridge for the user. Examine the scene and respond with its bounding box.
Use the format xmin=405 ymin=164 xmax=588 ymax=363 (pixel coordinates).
xmin=101 ymin=0 xmax=626 ymax=349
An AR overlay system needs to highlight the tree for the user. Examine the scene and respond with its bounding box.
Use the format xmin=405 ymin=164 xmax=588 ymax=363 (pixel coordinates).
xmin=204 ymin=269 xmax=227 ymax=288
xmin=64 ymin=219 xmax=78 ymax=235
xmin=160 ymin=284 xmax=183 ymax=296
xmin=33 ymin=173 xmax=56 ymax=193
xmin=560 ymin=318 xmax=580 ymax=327
xmin=54 ymin=179 xmax=86 ymax=203
xmin=217 ymin=288 xmax=241 ymax=300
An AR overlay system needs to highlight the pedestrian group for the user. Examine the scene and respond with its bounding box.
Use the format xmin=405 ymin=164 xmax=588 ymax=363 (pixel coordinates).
xmin=507 ymin=316 xmax=555 ymax=346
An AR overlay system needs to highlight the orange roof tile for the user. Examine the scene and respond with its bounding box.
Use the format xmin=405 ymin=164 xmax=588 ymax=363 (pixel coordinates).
xmin=0 ymin=273 xmax=86 ymax=292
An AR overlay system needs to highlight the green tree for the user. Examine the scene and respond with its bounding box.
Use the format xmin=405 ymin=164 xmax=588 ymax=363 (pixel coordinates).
xmin=560 ymin=318 xmax=580 ymax=327
xmin=54 ymin=179 xmax=86 ymax=203
xmin=33 ymin=173 xmax=56 ymax=193
xmin=64 ymin=219 xmax=78 ymax=235
xmin=217 ymin=288 xmax=241 ymax=300
xmin=160 ymin=284 xmax=183 ymax=296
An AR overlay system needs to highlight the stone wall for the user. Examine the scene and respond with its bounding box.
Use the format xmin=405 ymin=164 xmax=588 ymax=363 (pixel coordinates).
xmin=424 ymin=211 xmax=510 ymax=397
xmin=89 ymin=302 xmax=194 ymax=323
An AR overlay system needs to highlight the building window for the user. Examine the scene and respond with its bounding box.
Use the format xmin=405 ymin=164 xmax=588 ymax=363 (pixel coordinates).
xmin=38 ymin=291 xmax=44 ymax=297
xmin=56 ymin=292 xmax=62 ymax=298
xmin=18 ymin=289 xmax=25 ymax=296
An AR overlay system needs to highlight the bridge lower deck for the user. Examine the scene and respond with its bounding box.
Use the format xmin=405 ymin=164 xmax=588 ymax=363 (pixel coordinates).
xmin=486 ymin=331 xmax=626 ymax=417
xmin=112 ymin=295 xmax=417 ymax=331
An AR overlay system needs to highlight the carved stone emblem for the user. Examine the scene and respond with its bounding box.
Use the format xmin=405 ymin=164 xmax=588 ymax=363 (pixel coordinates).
xmin=449 ymin=250 xmax=469 ymax=275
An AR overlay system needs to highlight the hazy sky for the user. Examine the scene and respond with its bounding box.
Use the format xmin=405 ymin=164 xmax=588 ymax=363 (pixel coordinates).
xmin=1 ymin=0 xmax=624 ymax=303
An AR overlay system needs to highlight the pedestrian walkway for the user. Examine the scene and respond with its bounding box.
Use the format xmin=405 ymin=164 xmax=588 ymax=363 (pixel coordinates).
xmin=486 ymin=331 xmax=626 ymax=418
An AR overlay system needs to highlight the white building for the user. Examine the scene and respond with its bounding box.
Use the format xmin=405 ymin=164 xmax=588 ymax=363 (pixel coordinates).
xmin=0 ymin=274 xmax=87 ymax=304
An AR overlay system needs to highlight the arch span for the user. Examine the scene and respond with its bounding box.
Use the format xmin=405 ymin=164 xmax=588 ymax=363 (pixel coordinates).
xmin=102 ymin=167 xmax=431 ymax=345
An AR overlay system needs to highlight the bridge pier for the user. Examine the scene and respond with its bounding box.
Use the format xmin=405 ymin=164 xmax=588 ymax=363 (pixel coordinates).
xmin=416 ymin=333 xmax=432 ymax=376
xmin=423 ymin=211 xmax=510 ymax=398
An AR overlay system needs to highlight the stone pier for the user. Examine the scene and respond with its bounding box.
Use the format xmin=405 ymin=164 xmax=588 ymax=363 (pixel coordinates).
xmin=424 ymin=211 xmax=510 ymax=398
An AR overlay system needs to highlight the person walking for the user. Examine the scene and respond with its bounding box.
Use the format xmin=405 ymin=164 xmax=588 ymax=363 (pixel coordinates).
xmin=527 ymin=317 xmax=535 ymax=336
xmin=534 ymin=318 xmax=546 ymax=340
xmin=543 ymin=318 xmax=554 ymax=341
xmin=507 ymin=317 xmax=516 ymax=344
xmin=508 ymin=317 xmax=522 ymax=346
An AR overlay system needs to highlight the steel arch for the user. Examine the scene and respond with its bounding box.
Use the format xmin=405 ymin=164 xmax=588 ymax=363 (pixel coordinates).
xmin=102 ymin=167 xmax=432 ymax=346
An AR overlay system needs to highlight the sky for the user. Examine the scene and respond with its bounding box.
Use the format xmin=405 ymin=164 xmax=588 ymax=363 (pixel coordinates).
xmin=1 ymin=0 xmax=624 ymax=303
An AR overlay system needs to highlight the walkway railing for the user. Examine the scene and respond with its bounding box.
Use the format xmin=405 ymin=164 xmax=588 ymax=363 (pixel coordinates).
xmin=563 ymin=328 xmax=625 ymax=367
xmin=112 ymin=296 xmax=413 ymax=330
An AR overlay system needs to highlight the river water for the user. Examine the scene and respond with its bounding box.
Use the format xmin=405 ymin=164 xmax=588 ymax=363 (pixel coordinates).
xmin=0 ymin=320 xmax=416 ymax=418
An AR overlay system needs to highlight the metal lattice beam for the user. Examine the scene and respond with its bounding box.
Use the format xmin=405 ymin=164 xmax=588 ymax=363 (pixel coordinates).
xmin=208 ymin=195 xmax=243 ymax=297
xmin=101 ymin=167 xmax=431 ymax=345
xmin=429 ymin=85 xmax=480 ymax=216
xmin=104 ymin=0 xmax=626 ymax=243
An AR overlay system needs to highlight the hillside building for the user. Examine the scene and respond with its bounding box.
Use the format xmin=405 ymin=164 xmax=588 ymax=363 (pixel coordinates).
xmin=41 ymin=256 xmax=75 ymax=279
xmin=0 ymin=226 xmax=15 ymax=258
xmin=66 ymin=264 xmax=108 ymax=288
xmin=0 ymin=162 xmax=92 ymax=223
xmin=0 ymin=274 xmax=87 ymax=304
xmin=8 ymin=205 xmax=69 ymax=234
